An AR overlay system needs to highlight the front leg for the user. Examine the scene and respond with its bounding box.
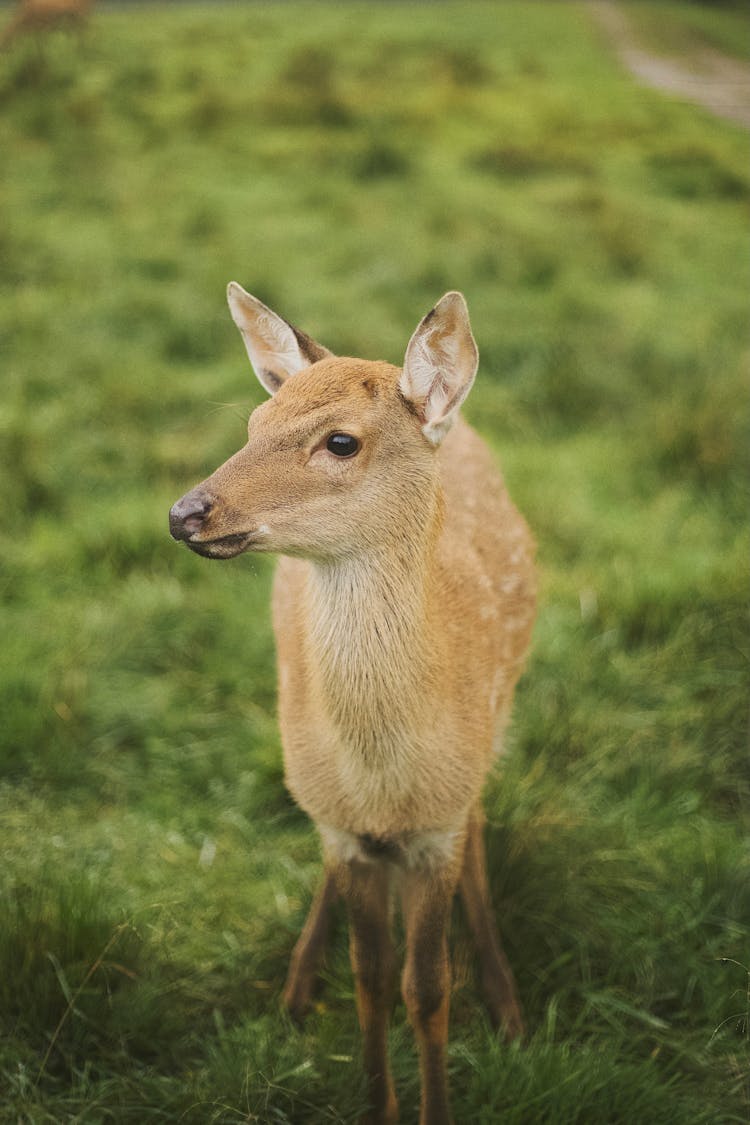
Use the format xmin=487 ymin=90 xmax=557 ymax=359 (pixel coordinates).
xmin=400 ymin=866 xmax=459 ymax=1125
xmin=337 ymin=859 xmax=398 ymax=1125
xmin=283 ymin=869 xmax=338 ymax=1023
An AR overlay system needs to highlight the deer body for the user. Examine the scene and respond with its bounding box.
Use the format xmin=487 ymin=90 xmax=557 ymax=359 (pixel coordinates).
xmin=274 ymin=414 xmax=532 ymax=846
xmin=1 ymin=0 xmax=93 ymax=48
xmin=170 ymin=289 xmax=536 ymax=1125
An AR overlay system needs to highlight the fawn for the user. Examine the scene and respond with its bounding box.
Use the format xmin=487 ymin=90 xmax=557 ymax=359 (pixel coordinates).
xmin=1 ymin=0 xmax=93 ymax=48
xmin=169 ymin=286 xmax=536 ymax=1125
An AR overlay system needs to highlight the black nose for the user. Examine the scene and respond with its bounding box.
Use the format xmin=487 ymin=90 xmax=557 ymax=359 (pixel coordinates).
xmin=169 ymin=490 xmax=214 ymax=541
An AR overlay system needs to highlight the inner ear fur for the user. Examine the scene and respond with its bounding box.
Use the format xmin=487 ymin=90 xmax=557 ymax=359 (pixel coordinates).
xmin=399 ymin=291 xmax=479 ymax=445
xmin=227 ymin=282 xmax=333 ymax=396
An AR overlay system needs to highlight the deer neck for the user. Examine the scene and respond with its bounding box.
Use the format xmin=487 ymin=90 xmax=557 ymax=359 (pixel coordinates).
xmin=305 ymin=493 xmax=443 ymax=757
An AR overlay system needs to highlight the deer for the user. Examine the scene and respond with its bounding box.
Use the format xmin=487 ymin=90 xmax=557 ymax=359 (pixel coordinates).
xmin=169 ymin=286 xmax=537 ymax=1125
xmin=1 ymin=0 xmax=93 ymax=49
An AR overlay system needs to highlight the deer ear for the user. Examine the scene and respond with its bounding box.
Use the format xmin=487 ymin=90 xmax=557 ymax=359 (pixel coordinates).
xmin=399 ymin=291 xmax=479 ymax=445
xmin=227 ymin=282 xmax=333 ymax=396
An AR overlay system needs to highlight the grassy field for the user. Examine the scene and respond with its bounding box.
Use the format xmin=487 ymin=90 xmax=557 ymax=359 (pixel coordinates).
xmin=1 ymin=2 xmax=748 ymax=1121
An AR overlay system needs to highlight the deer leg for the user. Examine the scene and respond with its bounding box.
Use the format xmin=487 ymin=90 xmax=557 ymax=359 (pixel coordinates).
xmin=400 ymin=867 xmax=457 ymax=1125
xmin=282 ymin=869 xmax=338 ymax=1023
xmin=338 ymin=859 xmax=398 ymax=1125
xmin=459 ymin=810 xmax=524 ymax=1040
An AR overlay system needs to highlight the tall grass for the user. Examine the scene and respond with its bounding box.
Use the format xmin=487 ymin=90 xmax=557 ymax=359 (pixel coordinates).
xmin=0 ymin=3 xmax=748 ymax=1121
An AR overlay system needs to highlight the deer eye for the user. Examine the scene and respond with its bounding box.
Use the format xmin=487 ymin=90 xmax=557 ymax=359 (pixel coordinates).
xmin=326 ymin=433 xmax=360 ymax=458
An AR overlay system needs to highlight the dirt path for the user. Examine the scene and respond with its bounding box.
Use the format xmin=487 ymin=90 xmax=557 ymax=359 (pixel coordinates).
xmin=588 ymin=0 xmax=750 ymax=130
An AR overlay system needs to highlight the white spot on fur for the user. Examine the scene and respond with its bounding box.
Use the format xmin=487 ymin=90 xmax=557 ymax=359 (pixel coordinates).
xmin=488 ymin=667 xmax=504 ymax=715
xmin=500 ymin=574 xmax=522 ymax=595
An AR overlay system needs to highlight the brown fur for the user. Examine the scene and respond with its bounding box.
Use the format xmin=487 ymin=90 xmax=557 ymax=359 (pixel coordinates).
xmin=170 ymin=287 xmax=536 ymax=1124
xmin=1 ymin=0 xmax=93 ymax=47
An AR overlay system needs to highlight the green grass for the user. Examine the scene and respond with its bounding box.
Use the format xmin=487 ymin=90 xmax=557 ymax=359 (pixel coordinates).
xmin=1 ymin=2 xmax=748 ymax=1121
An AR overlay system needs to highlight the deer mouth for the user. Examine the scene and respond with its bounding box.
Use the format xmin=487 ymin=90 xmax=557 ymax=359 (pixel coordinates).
xmin=184 ymin=532 xmax=258 ymax=560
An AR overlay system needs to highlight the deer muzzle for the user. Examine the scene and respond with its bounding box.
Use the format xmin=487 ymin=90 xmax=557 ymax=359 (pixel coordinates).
xmin=169 ymin=488 xmax=214 ymax=541
xmin=169 ymin=487 xmax=256 ymax=559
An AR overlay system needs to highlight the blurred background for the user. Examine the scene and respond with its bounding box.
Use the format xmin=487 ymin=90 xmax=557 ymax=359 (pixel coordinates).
xmin=1 ymin=2 xmax=748 ymax=1121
